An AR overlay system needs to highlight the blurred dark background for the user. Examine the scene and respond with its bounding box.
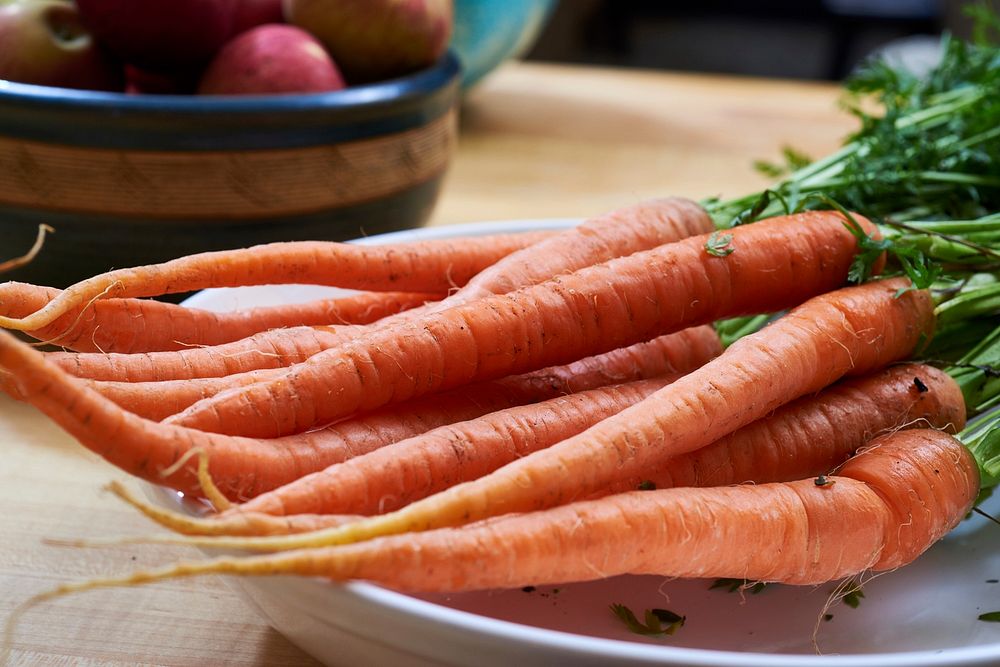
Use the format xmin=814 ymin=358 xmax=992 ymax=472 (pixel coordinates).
xmin=523 ymin=0 xmax=993 ymax=81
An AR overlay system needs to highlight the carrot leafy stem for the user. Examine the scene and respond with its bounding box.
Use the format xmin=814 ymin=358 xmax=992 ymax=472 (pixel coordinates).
xmin=730 ymin=189 xmax=789 ymax=226
xmin=609 ymin=604 xmax=686 ymax=636
xmin=753 ymin=147 xmax=813 ymax=179
xmin=706 ymin=8 xmax=1000 ymax=236
xmin=704 ymin=232 xmax=735 ymax=257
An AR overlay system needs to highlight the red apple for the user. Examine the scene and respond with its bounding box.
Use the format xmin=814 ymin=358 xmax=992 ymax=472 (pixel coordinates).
xmin=231 ymin=0 xmax=285 ymax=35
xmin=283 ymin=0 xmax=452 ymax=83
xmin=0 ymin=0 xmax=124 ymax=90
xmin=75 ymin=0 xmax=238 ymax=72
xmin=198 ymin=24 xmax=346 ymax=95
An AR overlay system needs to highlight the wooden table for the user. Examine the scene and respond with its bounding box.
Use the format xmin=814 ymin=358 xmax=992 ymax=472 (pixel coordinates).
xmin=0 ymin=62 xmax=855 ymax=666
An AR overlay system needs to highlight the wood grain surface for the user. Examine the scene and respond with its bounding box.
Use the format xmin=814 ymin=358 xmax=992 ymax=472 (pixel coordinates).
xmin=0 ymin=61 xmax=854 ymax=667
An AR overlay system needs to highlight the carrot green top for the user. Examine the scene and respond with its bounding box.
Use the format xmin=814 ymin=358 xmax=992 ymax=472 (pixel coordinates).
xmin=702 ymin=11 xmax=1000 ymax=492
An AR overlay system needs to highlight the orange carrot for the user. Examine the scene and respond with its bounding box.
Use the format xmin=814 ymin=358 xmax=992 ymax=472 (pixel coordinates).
xmin=167 ymin=211 xmax=883 ymax=438
xmin=61 ymin=325 xmax=720 ymax=419
xmin=283 ymin=429 xmax=972 ymax=586
xmin=111 ymin=378 xmax=675 ymax=536
xmin=38 ymin=198 xmax=711 ymax=376
xmin=236 ymin=378 xmax=672 ymax=518
xmin=32 ymin=429 xmax=978 ymax=593
xmin=244 ymin=361 xmax=962 ymax=519
xmin=427 ymin=196 xmax=713 ymax=309
xmin=46 ymin=325 xmax=358 ymax=381
xmin=78 ymin=372 xmax=285 ymax=421
xmin=0 ymin=315 xmax=720 ymax=498
xmin=154 ymin=276 xmax=932 ymax=553
xmin=0 ymin=282 xmax=439 ymax=353
xmin=136 ymin=361 xmax=961 ymax=537
xmin=303 ymin=198 xmax=715 ymax=338
xmin=0 ymin=231 xmax=553 ymax=332
xmin=604 ymin=362 xmax=965 ymax=493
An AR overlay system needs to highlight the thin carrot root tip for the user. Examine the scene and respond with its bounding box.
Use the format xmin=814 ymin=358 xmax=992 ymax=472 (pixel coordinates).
xmin=27 ymin=283 xmax=119 ymax=349
xmin=2 ymin=595 xmax=48 ymax=664
xmin=0 ymin=223 xmax=54 ymax=275
xmin=104 ymin=479 xmax=228 ymax=535
xmin=43 ymin=533 xmax=171 ymax=549
xmin=40 ymin=536 xmax=91 ymax=548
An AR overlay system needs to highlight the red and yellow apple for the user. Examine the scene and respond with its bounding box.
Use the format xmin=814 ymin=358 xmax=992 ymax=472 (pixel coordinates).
xmin=0 ymin=0 xmax=124 ymax=90
xmin=283 ymin=0 xmax=451 ymax=83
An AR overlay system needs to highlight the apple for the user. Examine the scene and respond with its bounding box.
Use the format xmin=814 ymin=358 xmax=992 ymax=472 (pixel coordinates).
xmin=0 ymin=0 xmax=124 ymax=90
xmin=231 ymin=0 xmax=285 ymax=35
xmin=198 ymin=24 xmax=346 ymax=95
xmin=283 ymin=0 xmax=452 ymax=83
xmin=75 ymin=0 xmax=238 ymax=72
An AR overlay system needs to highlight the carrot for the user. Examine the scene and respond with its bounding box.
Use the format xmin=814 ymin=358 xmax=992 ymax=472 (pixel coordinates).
xmin=110 ymin=378 xmax=674 ymax=536
xmin=304 ymin=197 xmax=714 ymax=336
xmin=25 ymin=429 xmax=979 ymax=594
xmin=236 ymin=379 xmax=672 ymax=518
xmin=39 ymin=198 xmax=710 ymax=375
xmin=252 ymin=326 xmax=718 ymax=481
xmin=427 ymin=196 xmax=713 ymax=309
xmin=0 ymin=230 xmax=553 ymax=332
xmin=167 ymin=211 xmax=883 ymax=438
xmin=0 ymin=282 xmax=439 ymax=353
xmin=496 ymin=326 xmax=723 ymax=395
xmin=54 ymin=325 xmax=720 ymax=419
xmin=80 ymin=373 xmax=286 ymax=421
xmin=603 ymin=362 xmax=965 ymax=493
xmin=251 ymin=361 xmax=963 ymax=518
xmin=0 ymin=315 xmax=720 ymax=497
xmin=153 ymin=276 xmax=932 ymax=553
xmin=46 ymin=325 xmax=358 ymax=382
xmin=127 ymin=361 xmax=961 ymax=538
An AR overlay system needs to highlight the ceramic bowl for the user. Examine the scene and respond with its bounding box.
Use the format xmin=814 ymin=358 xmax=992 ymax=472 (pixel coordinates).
xmin=0 ymin=51 xmax=460 ymax=288
xmin=451 ymin=0 xmax=556 ymax=88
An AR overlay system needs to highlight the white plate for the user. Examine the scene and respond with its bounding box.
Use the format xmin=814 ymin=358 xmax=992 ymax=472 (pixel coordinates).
xmin=169 ymin=220 xmax=1000 ymax=667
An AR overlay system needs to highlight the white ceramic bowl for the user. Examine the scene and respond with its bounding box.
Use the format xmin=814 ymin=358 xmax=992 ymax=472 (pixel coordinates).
xmin=156 ymin=220 xmax=1000 ymax=667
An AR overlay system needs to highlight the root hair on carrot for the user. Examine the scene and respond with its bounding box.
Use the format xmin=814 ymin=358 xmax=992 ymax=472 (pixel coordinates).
xmin=159 ymin=448 xmax=231 ymax=512
xmin=26 ymin=283 xmax=118 ymax=350
xmin=812 ymin=570 xmax=891 ymax=654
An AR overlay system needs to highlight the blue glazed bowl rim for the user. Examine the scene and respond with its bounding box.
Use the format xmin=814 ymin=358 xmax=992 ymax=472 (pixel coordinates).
xmin=0 ymin=49 xmax=461 ymax=115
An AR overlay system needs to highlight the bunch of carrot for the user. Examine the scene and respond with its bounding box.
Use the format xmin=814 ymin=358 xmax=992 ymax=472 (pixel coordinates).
xmin=0 ymin=194 xmax=998 ymax=653
xmin=3 ymin=18 xmax=1000 ymax=654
